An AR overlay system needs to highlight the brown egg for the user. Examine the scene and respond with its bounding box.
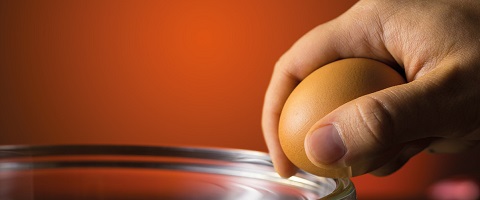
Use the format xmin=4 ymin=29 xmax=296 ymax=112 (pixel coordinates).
xmin=279 ymin=58 xmax=406 ymax=177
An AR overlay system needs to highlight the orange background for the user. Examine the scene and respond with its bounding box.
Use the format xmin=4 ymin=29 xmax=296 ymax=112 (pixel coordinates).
xmin=0 ymin=1 xmax=471 ymax=199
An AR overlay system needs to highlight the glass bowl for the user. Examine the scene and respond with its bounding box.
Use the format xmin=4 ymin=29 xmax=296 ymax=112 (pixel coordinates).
xmin=0 ymin=145 xmax=355 ymax=200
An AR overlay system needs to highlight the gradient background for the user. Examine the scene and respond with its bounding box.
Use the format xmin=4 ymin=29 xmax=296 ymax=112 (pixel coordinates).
xmin=1 ymin=1 xmax=477 ymax=199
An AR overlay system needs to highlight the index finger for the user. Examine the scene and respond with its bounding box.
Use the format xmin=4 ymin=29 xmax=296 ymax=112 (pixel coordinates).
xmin=262 ymin=21 xmax=344 ymax=178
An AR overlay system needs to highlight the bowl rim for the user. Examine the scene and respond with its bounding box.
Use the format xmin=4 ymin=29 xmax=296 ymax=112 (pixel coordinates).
xmin=0 ymin=144 xmax=356 ymax=199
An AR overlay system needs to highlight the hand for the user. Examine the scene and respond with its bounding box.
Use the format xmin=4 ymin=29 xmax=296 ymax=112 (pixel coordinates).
xmin=262 ymin=0 xmax=480 ymax=177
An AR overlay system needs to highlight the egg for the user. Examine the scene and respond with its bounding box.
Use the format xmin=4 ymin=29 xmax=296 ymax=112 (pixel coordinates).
xmin=279 ymin=58 xmax=406 ymax=177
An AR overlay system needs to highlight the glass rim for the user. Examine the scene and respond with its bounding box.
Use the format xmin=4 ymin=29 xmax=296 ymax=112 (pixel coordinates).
xmin=0 ymin=144 xmax=355 ymax=199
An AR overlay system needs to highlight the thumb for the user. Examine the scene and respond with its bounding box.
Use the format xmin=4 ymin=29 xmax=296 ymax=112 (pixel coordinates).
xmin=304 ymin=63 xmax=480 ymax=175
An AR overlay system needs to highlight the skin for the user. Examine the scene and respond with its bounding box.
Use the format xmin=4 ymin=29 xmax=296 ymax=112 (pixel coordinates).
xmin=262 ymin=0 xmax=480 ymax=178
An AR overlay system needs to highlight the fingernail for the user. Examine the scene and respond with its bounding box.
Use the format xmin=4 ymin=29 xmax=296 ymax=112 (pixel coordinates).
xmin=305 ymin=125 xmax=346 ymax=165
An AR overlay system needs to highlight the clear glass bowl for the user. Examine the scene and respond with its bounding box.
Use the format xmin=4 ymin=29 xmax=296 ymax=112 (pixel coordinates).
xmin=0 ymin=145 xmax=356 ymax=200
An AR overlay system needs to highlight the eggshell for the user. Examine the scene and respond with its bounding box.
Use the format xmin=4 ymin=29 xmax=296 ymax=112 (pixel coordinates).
xmin=279 ymin=58 xmax=406 ymax=177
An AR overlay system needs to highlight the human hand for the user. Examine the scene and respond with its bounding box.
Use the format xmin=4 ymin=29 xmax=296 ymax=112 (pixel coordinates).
xmin=262 ymin=0 xmax=480 ymax=177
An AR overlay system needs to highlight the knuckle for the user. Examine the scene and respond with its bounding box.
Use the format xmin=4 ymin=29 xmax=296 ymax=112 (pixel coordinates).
xmin=273 ymin=53 xmax=304 ymax=81
xmin=353 ymin=95 xmax=395 ymax=151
